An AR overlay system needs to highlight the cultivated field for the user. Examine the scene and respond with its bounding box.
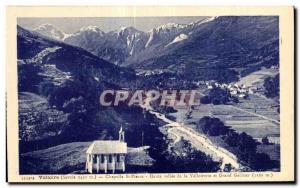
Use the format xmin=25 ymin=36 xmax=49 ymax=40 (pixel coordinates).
xmin=237 ymin=68 xmax=278 ymax=90
xmin=172 ymin=94 xmax=280 ymax=143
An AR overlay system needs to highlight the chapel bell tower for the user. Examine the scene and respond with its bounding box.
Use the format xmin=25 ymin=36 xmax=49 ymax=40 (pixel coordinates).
xmin=119 ymin=126 xmax=125 ymax=142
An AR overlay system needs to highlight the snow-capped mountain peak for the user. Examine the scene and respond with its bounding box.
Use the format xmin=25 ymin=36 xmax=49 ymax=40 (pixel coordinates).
xmin=153 ymin=23 xmax=187 ymax=33
xmin=165 ymin=33 xmax=188 ymax=47
xmin=119 ymin=26 xmax=138 ymax=32
xmin=189 ymin=16 xmax=219 ymax=27
xmin=34 ymin=23 xmax=57 ymax=31
xmin=156 ymin=23 xmax=186 ymax=31
xmin=34 ymin=23 xmax=69 ymax=41
xmin=144 ymin=23 xmax=186 ymax=48
xmin=116 ymin=26 xmax=143 ymax=37
xmin=79 ymin=25 xmax=104 ymax=34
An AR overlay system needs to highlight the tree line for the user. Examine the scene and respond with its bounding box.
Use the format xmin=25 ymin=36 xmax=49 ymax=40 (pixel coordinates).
xmin=197 ymin=116 xmax=279 ymax=171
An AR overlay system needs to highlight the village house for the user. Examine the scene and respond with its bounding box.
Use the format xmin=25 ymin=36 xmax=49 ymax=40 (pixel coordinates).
xmin=205 ymin=81 xmax=252 ymax=98
xmin=85 ymin=127 xmax=127 ymax=174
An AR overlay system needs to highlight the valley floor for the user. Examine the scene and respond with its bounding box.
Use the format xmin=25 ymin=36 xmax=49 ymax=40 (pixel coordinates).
xmin=141 ymin=100 xmax=240 ymax=171
xmin=141 ymin=82 xmax=280 ymax=172
xmin=166 ymin=87 xmax=280 ymax=170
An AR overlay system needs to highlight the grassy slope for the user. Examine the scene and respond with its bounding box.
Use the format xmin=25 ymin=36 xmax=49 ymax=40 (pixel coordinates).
xmin=20 ymin=142 xmax=154 ymax=174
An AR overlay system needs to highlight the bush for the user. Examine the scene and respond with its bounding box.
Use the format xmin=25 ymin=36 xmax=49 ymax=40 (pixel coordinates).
xmin=200 ymin=96 xmax=211 ymax=104
xmin=221 ymin=96 xmax=229 ymax=104
xmin=262 ymin=137 xmax=270 ymax=145
xmin=237 ymin=132 xmax=258 ymax=152
xmin=223 ymin=129 xmax=239 ymax=147
xmin=201 ymin=87 xmax=235 ymax=105
xmin=263 ymin=74 xmax=279 ymax=98
xmin=212 ymin=98 xmax=221 ymax=105
xmin=232 ymin=97 xmax=239 ymax=103
xmin=248 ymin=153 xmax=276 ymax=171
xmin=197 ymin=116 xmax=229 ymax=136
xmin=209 ymin=87 xmax=229 ymax=99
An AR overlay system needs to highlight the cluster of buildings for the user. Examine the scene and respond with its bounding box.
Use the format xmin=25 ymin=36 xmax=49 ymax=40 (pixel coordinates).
xmin=205 ymin=82 xmax=254 ymax=99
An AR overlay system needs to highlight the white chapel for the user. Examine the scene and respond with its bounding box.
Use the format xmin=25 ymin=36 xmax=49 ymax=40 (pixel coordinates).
xmin=85 ymin=127 xmax=127 ymax=173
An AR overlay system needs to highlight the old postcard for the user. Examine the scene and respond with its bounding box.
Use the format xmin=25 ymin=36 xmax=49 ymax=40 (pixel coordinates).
xmin=6 ymin=6 xmax=294 ymax=183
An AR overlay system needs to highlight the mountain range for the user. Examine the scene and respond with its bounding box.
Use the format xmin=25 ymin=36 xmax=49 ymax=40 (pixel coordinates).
xmin=30 ymin=17 xmax=215 ymax=65
xmin=31 ymin=16 xmax=279 ymax=81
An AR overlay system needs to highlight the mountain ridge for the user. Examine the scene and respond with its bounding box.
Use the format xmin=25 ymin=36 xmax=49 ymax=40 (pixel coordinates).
xmin=31 ymin=18 xmax=210 ymax=65
xmin=29 ymin=16 xmax=279 ymax=83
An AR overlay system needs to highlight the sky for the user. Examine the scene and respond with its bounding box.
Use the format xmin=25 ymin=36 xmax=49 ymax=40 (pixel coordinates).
xmin=17 ymin=17 xmax=207 ymax=33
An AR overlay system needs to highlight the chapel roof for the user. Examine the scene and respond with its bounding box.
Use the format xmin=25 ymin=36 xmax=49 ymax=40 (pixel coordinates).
xmin=86 ymin=140 xmax=127 ymax=154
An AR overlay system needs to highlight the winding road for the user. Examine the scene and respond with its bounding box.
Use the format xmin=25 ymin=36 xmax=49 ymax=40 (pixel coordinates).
xmin=141 ymin=102 xmax=240 ymax=171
